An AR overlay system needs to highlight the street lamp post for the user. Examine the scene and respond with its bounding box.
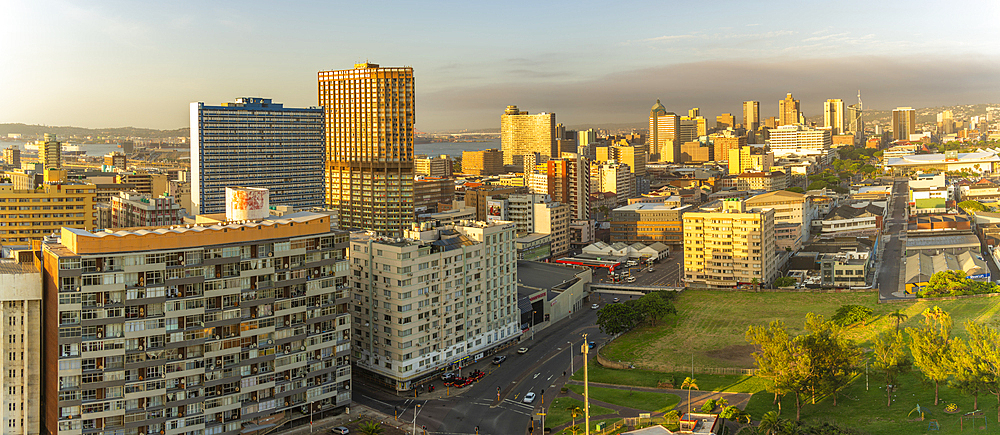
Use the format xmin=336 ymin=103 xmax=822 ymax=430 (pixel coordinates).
xmin=411 ymin=404 xmax=421 ymax=435
xmin=567 ymin=341 xmax=574 ymax=375
xmin=531 ymin=310 xmax=536 ymax=340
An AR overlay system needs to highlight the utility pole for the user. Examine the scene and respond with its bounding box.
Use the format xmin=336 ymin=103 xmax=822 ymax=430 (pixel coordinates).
xmin=567 ymin=341 xmax=574 ymax=375
xmin=583 ymin=333 xmax=590 ymax=435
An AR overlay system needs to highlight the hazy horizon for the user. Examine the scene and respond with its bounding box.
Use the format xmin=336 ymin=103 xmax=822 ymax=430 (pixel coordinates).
xmin=4 ymin=1 xmax=1000 ymax=132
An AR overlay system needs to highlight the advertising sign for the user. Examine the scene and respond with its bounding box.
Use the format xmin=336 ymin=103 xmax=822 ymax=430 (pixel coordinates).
xmin=486 ymin=199 xmax=507 ymax=223
xmin=226 ymin=187 xmax=270 ymax=221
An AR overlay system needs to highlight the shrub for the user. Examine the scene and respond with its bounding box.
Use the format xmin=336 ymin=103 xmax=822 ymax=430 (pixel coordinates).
xmin=831 ymin=304 xmax=874 ymax=326
xmin=700 ymin=399 xmax=716 ymax=413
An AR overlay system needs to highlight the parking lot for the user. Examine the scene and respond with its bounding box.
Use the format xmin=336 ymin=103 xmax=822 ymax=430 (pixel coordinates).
xmin=591 ymin=254 xmax=683 ymax=288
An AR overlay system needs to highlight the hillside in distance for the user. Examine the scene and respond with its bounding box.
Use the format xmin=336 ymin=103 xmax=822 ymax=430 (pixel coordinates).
xmin=0 ymin=123 xmax=186 ymax=140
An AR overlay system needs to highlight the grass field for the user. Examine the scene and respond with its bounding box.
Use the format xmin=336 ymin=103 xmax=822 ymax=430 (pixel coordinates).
xmin=601 ymin=290 xmax=1000 ymax=371
xmin=565 ymin=384 xmax=680 ymax=412
xmin=546 ymin=397 xmax=616 ymax=428
xmin=588 ymin=290 xmax=1000 ymax=434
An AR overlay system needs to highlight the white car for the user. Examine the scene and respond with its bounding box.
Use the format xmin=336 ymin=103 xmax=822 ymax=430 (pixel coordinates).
xmin=523 ymin=392 xmax=536 ymax=403
xmin=591 ymin=303 xmax=599 ymax=309
xmin=626 ymin=276 xmax=637 ymax=283
xmin=518 ymin=347 xmax=529 ymax=354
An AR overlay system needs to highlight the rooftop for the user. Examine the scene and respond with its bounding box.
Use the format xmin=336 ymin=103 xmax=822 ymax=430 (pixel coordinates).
xmin=613 ymin=202 xmax=691 ymax=212
xmin=517 ymin=260 xmax=587 ymax=291
xmin=906 ymin=234 xmax=981 ymax=250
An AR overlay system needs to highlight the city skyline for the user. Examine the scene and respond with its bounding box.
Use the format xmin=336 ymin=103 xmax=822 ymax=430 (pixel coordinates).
xmin=3 ymin=1 xmax=1000 ymax=132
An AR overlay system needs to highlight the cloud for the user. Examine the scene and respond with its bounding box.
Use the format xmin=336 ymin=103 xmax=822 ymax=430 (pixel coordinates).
xmin=637 ymin=34 xmax=697 ymax=43
xmin=803 ymin=32 xmax=849 ymax=42
xmin=417 ymin=55 xmax=1000 ymax=131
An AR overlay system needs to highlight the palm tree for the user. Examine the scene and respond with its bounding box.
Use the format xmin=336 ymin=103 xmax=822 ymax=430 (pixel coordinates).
xmin=567 ymin=424 xmax=582 ymax=435
xmin=359 ymin=420 xmax=383 ymax=435
xmin=757 ymin=411 xmax=781 ymax=435
xmin=888 ymin=309 xmax=908 ymax=332
xmin=681 ymin=377 xmax=698 ymax=418
xmin=716 ymin=397 xmax=729 ymax=409
xmin=566 ymin=405 xmax=582 ymax=429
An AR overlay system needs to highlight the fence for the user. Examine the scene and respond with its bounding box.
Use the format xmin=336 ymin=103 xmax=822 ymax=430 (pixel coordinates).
xmin=880 ymin=291 xmax=1000 ymax=304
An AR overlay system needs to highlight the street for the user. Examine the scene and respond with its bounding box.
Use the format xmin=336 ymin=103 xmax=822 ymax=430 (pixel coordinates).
xmin=877 ymin=178 xmax=909 ymax=300
xmin=591 ymin=254 xmax=683 ymax=288
xmin=352 ymin=296 xmax=612 ymax=435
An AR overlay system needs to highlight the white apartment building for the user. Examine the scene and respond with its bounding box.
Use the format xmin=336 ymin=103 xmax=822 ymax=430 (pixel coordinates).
xmin=768 ymin=124 xmax=833 ymax=154
xmin=683 ymin=199 xmax=778 ymax=289
xmin=349 ymin=220 xmax=520 ymax=391
xmin=745 ymin=190 xmax=816 ymax=251
xmin=2 ymin=257 xmax=41 ymax=435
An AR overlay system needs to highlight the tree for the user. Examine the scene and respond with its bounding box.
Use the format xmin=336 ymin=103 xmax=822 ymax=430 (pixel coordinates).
xmin=681 ymin=377 xmax=698 ymax=418
xmin=958 ymin=200 xmax=988 ymax=214
xmin=567 ymin=425 xmax=582 ymax=435
xmin=949 ymin=337 xmax=983 ymax=410
xmin=773 ymin=276 xmax=796 ymax=288
xmin=784 ymin=187 xmax=805 ymax=193
xmin=359 ymin=421 xmax=383 ymax=435
xmin=888 ymin=309 xmax=908 ymax=332
xmin=906 ymin=306 xmax=953 ymax=405
xmin=746 ymin=321 xmax=812 ymax=420
xmin=757 ymin=411 xmax=782 ymax=435
xmin=635 ymin=292 xmax=676 ymax=327
xmin=595 ymin=303 xmax=642 ymax=335
xmin=799 ymin=313 xmax=862 ymax=406
xmin=962 ymin=321 xmax=1000 ymax=423
xmin=872 ymin=330 xmax=909 ymax=407
xmin=566 ymin=405 xmax=582 ymax=429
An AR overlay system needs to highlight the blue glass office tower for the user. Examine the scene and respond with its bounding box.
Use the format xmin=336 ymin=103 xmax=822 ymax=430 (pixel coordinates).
xmin=191 ymin=98 xmax=325 ymax=214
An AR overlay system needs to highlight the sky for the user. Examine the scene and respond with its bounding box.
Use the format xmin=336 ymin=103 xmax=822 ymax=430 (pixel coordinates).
xmin=3 ymin=0 xmax=1000 ymax=132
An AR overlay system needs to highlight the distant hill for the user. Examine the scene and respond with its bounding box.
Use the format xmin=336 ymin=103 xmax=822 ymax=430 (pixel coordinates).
xmin=0 ymin=123 xmax=186 ymax=140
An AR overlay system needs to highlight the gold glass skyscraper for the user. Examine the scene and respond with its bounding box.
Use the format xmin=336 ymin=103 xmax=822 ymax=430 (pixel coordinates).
xmin=318 ymin=62 xmax=415 ymax=235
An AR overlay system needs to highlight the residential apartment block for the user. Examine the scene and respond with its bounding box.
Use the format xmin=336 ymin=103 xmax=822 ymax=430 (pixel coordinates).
xmin=349 ymin=221 xmax=519 ymax=391
xmin=683 ymin=199 xmax=778 ymax=289
xmin=501 ymin=106 xmax=555 ymax=167
xmin=610 ymin=202 xmax=690 ymax=247
xmin=41 ymin=202 xmax=352 ymax=435
xmin=2 ymin=255 xmax=42 ymax=435
xmin=109 ymin=192 xmax=183 ymax=229
xmin=745 ymin=190 xmax=815 ymax=251
xmin=414 ymin=155 xmax=453 ymax=178
xmin=191 ymin=98 xmax=325 ymax=214
xmin=460 ymin=149 xmax=503 ymax=176
xmin=0 ymin=169 xmax=97 ymax=244
xmin=319 ymin=63 xmax=415 ymax=235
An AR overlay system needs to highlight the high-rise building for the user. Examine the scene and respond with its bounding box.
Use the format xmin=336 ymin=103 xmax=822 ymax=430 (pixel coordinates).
xmin=716 ymin=113 xmax=736 ymax=130
xmin=191 ymin=97 xmax=325 ymax=214
xmin=4 ymin=144 xmax=21 ymax=168
xmin=937 ymin=110 xmax=955 ymax=135
xmin=413 ymin=176 xmax=455 ymax=213
xmin=610 ymin=201 xmax=689 ymax=247
xmin=891 ymin=107 xmax=917 ymax=141
xmin=779 ymin=93 xmax=800 ymax=126
xmin=500 ymin=105 xmax=556 ymax=167
xmin=649 ymin=100 xmax=680 ymax=162
xmin=1 ymin=255 xmax=42 ymax=435
xmin=823 ymin=99 xmax=846 ymax=135
xmin=591 ymin=161 xmax=635 ymax=205
xmin=688 ymin=108 xmax=700 ymax=118
xmin=41 ymin=199 xmax=352 ymax=435
xmin=350 ymin=220 xmax=519 ymax=390
xmin=36 ymin=133 xmax=62 ymax=170
xmin=680 ymin=141 xmax=711 ymax=163
xmin=743 ymin=101 xmax=760 ymax=134
xmin=414 ymin=155 xmax=453 ymax=177
xmin=847 ymin=104 xmax=863 ymax=137
xmin=109 ymin=191 xmax=183 ymax=228
xmin=545 ymin=153 xmax=591 ymax=220
xmin=607 ymin=145 xmax=646 ymax=178
xmin=0 ymin=169 xmax=97 ymax=244
xmin=745 ymin=190 xmax=815 ymax=251
xmin=577 ymin=129 xmax=598 ymax=146
xmin=711 ymin=130 xmax=746 ymax=163
xmin=103 ymin=151 xmax=127 ymax=171
xmin=728 ymin=146 xmax=773 ymax=174
xmin=678 ymin=118 xmax=699 ymax=143
xmin=461 ymin=149 xmax=503 ymax=176
xmin=683 ymin=199 xmax=778 ymax=289
xmin=319 ymin=63 xmax=415 ymax=235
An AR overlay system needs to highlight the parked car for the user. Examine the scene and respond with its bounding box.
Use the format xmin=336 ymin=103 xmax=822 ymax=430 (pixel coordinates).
xmin=588 ymin=341 xmax=596 ymax=349
xmin=492 ymin=355 xmax=506 ymax=365
xmin=591 ymin=303 xmax=599 ymax=310
xmin=523 ymin=392 xmax=536 ymax=403
xmin=518 ymin=347 xmax=529 ymax=354
xmin=331 ymin=427 xmax=349 ymax=434
xmin=613 ymin=297 xmax=620 ymax=303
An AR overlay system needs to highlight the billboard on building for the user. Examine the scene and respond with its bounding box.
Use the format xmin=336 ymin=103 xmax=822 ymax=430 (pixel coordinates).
xmin=226 ymin=187 xmax=269 ymax=221
xmin=486 ymin=199 xmax=507 ymax=223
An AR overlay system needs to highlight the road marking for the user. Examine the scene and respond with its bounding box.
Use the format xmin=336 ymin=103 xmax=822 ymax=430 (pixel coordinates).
xmin=547 ymin=375 xmax=553 ymax=381
xmin=533 ymin=373 xmax=540 ymax=379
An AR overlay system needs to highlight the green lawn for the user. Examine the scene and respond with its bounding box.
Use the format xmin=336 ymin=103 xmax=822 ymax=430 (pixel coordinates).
xmin=572 ymin=360 xmax=769 ymax=394
xmin=744 ymin=370 xmax=997 ymax=435
xmin=601 ymin=289 xmax=1000 ymax=371
xmin=565 ymin=384 xmax=680 ymax=412
xmin=546 ymin=397 xmax=616 ymax=429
